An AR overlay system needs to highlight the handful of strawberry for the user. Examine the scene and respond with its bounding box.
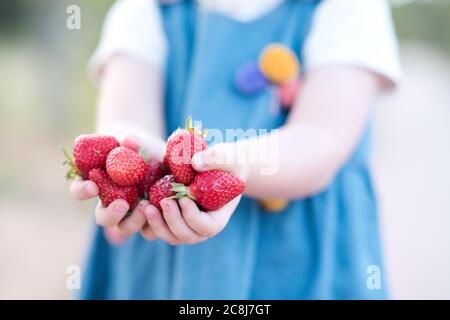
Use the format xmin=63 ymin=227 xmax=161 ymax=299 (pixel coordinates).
xmin=62 ymin=134 xmax=163 ymax=210
xmin=62 ymin=117 xmax=245 ymax=213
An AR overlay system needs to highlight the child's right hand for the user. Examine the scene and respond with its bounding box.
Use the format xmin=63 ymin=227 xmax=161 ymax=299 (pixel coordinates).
xmin=68 ymin=136 xmax=164 ymax=238
xmin=70 ymin=178 xmax=149 ymax=236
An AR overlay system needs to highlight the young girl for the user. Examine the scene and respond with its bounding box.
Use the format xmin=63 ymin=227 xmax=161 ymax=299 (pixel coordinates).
xmin=70 ymin=0 xmax=401 ymax=299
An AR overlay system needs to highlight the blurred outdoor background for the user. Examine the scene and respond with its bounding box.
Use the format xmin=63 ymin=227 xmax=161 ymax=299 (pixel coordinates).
xmin=0 ymin=0 xmax=449 ymax=299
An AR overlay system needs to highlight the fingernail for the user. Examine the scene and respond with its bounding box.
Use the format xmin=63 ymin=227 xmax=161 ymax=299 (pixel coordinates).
xmin=178 ymin=197 xmax=187 ymax=206
xmin=160 ymin=200 xmax=169 ymax=210
xmin=145 ymin=207 xmax=155 ymax=219
xmin=115 ymin=204 xmax=128 ymax=215
xmin=140 ymin=200 xmax=149 ymax=206
xmin=138 ymin=200 xmax=149 ymax=211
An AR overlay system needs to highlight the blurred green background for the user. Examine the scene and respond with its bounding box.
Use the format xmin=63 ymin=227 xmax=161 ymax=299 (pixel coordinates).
xmin=0 ymin=0 xmax=449 ymax=299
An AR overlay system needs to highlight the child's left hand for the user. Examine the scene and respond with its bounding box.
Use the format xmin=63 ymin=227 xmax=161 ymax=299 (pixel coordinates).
xmin=140 ymin=195 xmax=242 ymax=245
xmin=141 ymin=143 xmax=247 ymax=245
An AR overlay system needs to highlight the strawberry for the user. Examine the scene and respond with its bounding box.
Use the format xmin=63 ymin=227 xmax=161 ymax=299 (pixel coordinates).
xmin=149 ymin=175 xmax=176 ymax=210
xmin=172 ymin=170 xmax=245 ymax=211
xmin=88 ymin=168 xmax=138 ymax=209
xmin=106 ymin=146 xmax=147 ymax=186
xmin=137 ymin=159 xmax=167 ymax=198
xmin=165 ymin=116 xmax=208 ymax=185
xmin=62 ymin=134 xmax=119 ymax=180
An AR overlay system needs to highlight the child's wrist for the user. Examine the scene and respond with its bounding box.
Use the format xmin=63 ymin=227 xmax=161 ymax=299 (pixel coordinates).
xmin=97 ymin=124 xmax=147 ymax=141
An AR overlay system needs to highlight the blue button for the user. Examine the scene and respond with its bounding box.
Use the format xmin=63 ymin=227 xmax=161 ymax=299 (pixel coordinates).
xmin=234 ymin=63 xmax=269 ymax=95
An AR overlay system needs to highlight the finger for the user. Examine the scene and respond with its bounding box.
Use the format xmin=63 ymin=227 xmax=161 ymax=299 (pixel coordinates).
xmin=69 ymin=178 xmax=98 ymax=200
xmin=121 ymin=137 xmax=140 ymax=152
xmin=140 ymin=223 xmax=157 ymax=241
xmin=95 ymin=199 xmax=130 ymax=227
xmin=178 ymin=197 xmax=217 ymax=238
xmin=191 ymin=144 xmax=226 ymax=172
xmin=208 ymin=195 xmax=241 ymax=225
xmin=161 ymin=199 xmax=205 ymax=244
xmin=103 ymin=227 xmax=127 ymax=246
xmin=143 ymin=205 xmax=181 ymax=245
xmin=116 ymin=200 xmax=148 ymax=236
xmin=181 ymin=196 xmax=241 ymax=237
xmin=191 ymin=144 xmax=247 ymax=178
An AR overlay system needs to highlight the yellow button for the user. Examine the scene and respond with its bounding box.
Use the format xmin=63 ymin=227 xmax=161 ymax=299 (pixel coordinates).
xmin=259 ymin=198 xmax=289 ymax=212
xmin=259 ymin=44 xmax=300 ymax=84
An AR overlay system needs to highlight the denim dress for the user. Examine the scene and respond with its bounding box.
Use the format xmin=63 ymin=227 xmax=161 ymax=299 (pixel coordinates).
xmin=80 ymin=0 xmax=387 ymax=299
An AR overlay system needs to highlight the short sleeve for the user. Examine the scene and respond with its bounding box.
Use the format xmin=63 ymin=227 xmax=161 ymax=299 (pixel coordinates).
xmin=303 ymin=0 xmax=402 ymax=89
xmin=88 ymin=0 xmax=167 ymax=82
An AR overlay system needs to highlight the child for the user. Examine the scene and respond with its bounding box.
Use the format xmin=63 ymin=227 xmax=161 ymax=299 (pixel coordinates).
xmin=70 ymin=0 xmax=401 ymax=299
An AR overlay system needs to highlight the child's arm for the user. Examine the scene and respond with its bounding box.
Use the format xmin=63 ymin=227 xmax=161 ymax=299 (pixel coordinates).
xmin=191 ymin=66 xmax=384 ymax=199
xmin=141 ymin=66 xmax=384 ymax=245
xmin=95 ymin=55 xmax=166 ymax=157
xmin=70 ymin=55 xmax=166 ymax=236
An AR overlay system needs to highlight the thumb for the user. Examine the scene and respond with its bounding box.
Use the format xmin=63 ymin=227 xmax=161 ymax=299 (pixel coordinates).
xmin=192 ymin=144 xmax=227 ymax=172
xmin=191 ymin=144 xmax=247 ymax=178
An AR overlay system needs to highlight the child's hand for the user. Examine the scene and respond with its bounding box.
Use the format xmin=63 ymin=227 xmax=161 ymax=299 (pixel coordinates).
xmin=70 ymin=175 xmax=149 ymax=237
xmin=141 ymin=195 xmax=242 ymax=245
xmin=69 ymin=136 xmax=164 ymax=238
xmin=141 ymin=143 xmax=247 ymax=245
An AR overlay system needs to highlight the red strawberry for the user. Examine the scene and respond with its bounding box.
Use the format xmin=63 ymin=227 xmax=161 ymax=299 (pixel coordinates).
xmin=137 ymin=159 xmax=166 ymax=198
xmin=106 ymin=146 xmax=147 ymax=186
xmin=62 ymin=134 xmax=119 ymax=180
xmin=88 ymin=168 xmax=138 ymax=209
xmin=165 ymin=116 xmax=208 ymax=185
xmin=149 ymin=175 xmax=175 ymax=210
xmin=172 ymin=170 xmax=245 ymax=211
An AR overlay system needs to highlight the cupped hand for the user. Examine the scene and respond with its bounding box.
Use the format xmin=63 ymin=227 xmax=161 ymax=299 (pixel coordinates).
xmin=141 ymin=142 xmax=246 ymax=245
xmin=141 ymin=195 xmax=241 ymax=245
xmin=68 ymin=136 xmax=165 ymax=238
xmin=70 ymin=175 xmax=150 ymax=241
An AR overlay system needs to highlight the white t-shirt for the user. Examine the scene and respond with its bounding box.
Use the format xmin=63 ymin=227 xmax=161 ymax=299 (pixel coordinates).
xmin=90 ymin=0 xmax=402 ymax=89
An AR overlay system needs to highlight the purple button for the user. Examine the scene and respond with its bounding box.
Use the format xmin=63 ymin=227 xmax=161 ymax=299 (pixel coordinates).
xmin=234 ymin=63 xmax=269 ymax=95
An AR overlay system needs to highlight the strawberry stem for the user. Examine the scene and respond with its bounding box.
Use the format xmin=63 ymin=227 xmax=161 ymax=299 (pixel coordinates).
xmin=184 ymin=115 xmax=207 ymax=138
xmin=139 ymin=147 xmax=149 ymax=162
xmin=59 ymin=145 xmax=81 ymax=180
xmin=185 ymin=116 xmax=193 ymax=131
xmin=169 ymin=182 xmax=196 ymax=200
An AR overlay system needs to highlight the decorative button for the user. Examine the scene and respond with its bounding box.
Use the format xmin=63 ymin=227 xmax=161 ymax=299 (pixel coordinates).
xmin=259 ymin=198 xmax=289 ymax=212
xmin=259 ymin=44 xmax=300 ymax=84
xmin=234 ymin=62 xmax=269 ymax=95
